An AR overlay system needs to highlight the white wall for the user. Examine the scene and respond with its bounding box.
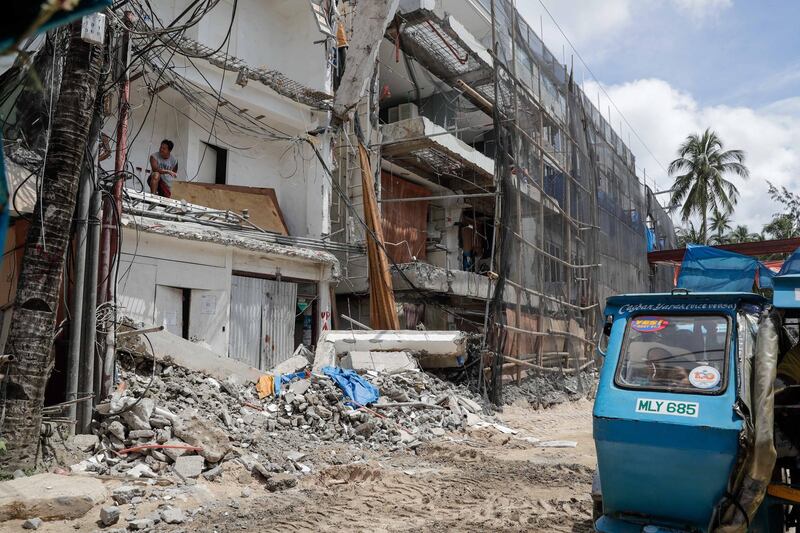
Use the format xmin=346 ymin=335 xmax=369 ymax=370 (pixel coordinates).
xmin=116 ymin=228 xmax=333 ymax=356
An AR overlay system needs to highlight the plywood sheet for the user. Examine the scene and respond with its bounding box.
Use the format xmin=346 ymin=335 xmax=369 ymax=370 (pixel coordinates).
xmin=380 ymin=171 xmax=429 ymax=263
xmin=170 ymin=182 xmax=289 ymax=236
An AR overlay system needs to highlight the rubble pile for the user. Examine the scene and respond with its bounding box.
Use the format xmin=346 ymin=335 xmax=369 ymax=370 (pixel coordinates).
xmin=69 ymin=357 xmax=494 ymax=483
xmin=501 ymin=370 xmax=596 ymax=408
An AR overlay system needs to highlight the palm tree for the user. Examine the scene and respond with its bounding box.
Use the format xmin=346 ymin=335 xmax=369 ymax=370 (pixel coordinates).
xmin=1 ymin=23 xmax=104 ymax=471
xmin=763 ymin=214 xmax=799 ymax=240
xmin=728 ymin=225 xmax=750 ymax=243
xmin=676 ymin=222 xmax=703 ymax=248
xmin=709 ymin=210 xmax=731 ymax=244
xmin=668 ymin=129 xmax=749 ymax=244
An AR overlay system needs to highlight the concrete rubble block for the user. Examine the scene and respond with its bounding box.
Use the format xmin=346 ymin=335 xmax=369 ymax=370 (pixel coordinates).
xmin=340 ymin=351 xmax=418 ymax=373
xmin=285 ymin=451 xmax=306 ymax=463
xmin=271 ymin=354 xmax=310 ymax=375
xmin=265 ymin=473 xmax=297 ymax=492
xmin=128 ymin=429 xmax=155 ymax=440
xmin=0 ymin=473 xmax=107 ymax=521
xmin=173 ymin=409 xmax=231 ymax=463
xmin=22 ymin=517 xmax=42 ymax=530
xmin=111 ymin=485 xmax=145 ymax=505
xmin=160 ymin=506 xmax=186 ymax=524
xmin=457 ymin=396 xmax=482 ymax=414
xmin=121 ymin=398 xmax=155 ymax=431
xmin=67 ymin=434 xmax=99 ymax=452
xmin=108 ymin=420 xmax=126 ymax=441
xmin=126 ymin=463 xmax=158 ymax=479
xmin=288 ymin=379 xmax=311 ymax=396
xmin=100 ymin=506 xmax=120 ymax=526
xmin=173 ymin=455 xmax=205 ymax=479
xmin=202 ymin=464 xmax=223 ymax=481
xmin=127 ymin=518 xmax=154 ymax=530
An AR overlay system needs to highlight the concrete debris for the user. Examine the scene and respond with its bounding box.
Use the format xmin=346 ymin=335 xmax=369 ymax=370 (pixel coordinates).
xmin=22 ymin=517 xmax=42 ymax=530
xmin=0 ymin=474 xmax=107 ymax=521
xmin=534 ymin=440 xmax=578 ymax=448
xmin=271 ymin=353 xmax=311 ymax=375
xmin=100 ymin=506 xmax=120 ymax=526
xmin=502 ymin=370 xmax=595 ymax=408
xmin=127 ymin=518 xmax=154 ymax=530
xmin=68 ymin=354 xmax=497 ymax=489
xmin=340 ymin=351 xmax=418 ymax=372
xmin=174 ymin=455 xmax=205 ymax=479
xmin=111 ymin=486 xmax=144 ymax=505
xmin=160 ymin=506 xmax=186 ymax=524
xmin=173 ymin=408 xmax=232 ymax=463
xmin=67 ymin=434 xmax=99 ymax=453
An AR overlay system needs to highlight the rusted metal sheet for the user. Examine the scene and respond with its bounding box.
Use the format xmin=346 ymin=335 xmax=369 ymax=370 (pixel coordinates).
xmin=380 ymin=171 xmax=429 ymax=264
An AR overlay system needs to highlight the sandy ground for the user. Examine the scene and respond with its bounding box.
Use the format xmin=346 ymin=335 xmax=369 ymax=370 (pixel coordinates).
xmin=0 ymin=399 xmax=596 ymax=533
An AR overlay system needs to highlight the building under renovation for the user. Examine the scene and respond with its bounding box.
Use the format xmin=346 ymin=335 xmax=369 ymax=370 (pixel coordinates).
xmin=329 ymin=0 xmax=676 ymax=378
xmin=0 ymin=0 xmax=675 ymax=383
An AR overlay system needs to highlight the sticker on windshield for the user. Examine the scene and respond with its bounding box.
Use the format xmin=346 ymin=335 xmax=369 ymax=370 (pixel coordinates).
xmin=688 ymin=365 xmax=721 ymax=389
xmin=631 ymin=317 xmax=669 ymax=333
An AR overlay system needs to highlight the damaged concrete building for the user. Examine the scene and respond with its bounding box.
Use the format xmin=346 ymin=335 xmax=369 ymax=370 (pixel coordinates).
xmin=328 ymin=0 xmax=676 ymax=375
xmin=0 ymin=0 xmax=675 ymax=387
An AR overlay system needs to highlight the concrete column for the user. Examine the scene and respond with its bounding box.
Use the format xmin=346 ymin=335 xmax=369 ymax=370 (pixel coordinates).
xmin=317 ymin=277 xmax=332 ymax=340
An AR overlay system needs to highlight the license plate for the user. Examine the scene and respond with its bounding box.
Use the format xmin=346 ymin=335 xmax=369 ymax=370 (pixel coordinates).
xmin=635 ymin=398 xmax=699 ymax=418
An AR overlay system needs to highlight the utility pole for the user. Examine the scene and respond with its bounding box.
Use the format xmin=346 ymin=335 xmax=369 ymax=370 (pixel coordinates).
xmin=99 ymin=11 xmax=132 ymax=400
xmin=0 ymin=21 xmax=105 ymax=471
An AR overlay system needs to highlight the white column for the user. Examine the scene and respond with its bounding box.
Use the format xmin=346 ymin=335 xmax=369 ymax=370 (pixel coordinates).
xmin=317 ymin=277 xmax=332 ymax=340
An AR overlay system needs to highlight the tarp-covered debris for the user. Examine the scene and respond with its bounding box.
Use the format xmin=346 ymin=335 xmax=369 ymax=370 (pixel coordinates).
xmin=322 ymin=366 xmax=380 ymax=405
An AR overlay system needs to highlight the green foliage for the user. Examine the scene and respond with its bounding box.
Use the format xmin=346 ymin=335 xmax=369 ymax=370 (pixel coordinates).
xmin=668 ymin=129 xmax=749 ymax=244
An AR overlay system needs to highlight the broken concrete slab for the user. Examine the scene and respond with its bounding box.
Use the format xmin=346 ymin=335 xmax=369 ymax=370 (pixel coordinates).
xmin=313 ymin=330 xmax=466 ymax=371
xmin=111 ymin=485 xmax=144 ymax=505
xmin=118 ymin=327 xmax=262 ymax=386
xmin=121 ymin=398 xmax=155 ymax=431
xmin=288 ymin=379 xmax=311 ymax=395
xmin=173 ymin=409 xmax=231 ymax=463
xmin=271 ymin=354 xmax=310 ymax=375
xmin=66 ymin=434 xmax=99 ymax=453
xmin=340 ymin=351 xmax=418 ymax=372
xmin=160 ymin=506 xmax=186 ymax=524
xmin=0 ymin=473 xmax=107 ymax=521
xmin=534 ymin=440 xmax=578 ymax=448
xmin=174 ymin=455 xmax=204 ymax=478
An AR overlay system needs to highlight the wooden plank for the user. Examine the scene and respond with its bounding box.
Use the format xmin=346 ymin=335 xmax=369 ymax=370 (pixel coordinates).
xmin=359 ymin=142 xmax=399 ymax=330
xmin=169 ymin=182 xmax=289 ymax=236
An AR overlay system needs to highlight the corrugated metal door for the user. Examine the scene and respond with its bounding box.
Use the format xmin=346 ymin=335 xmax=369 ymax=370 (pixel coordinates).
xmin=261 ymin=279 xmax=297 ymax=369
xmin=229 ymin=276 xmax=297 ymax=370
xmin=228 ymin=276 xmax=262 ymax=368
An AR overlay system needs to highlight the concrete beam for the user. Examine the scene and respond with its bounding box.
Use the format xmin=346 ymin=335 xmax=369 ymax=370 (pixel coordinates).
xmin=312 ymin=329 xmax=466 ymax=370
xmin=332 ymin=0 xmax=401 ymax=122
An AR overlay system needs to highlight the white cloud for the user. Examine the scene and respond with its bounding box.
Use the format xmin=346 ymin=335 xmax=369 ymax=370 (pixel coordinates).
xmin=671 ymin=0 xmax=733 ymax=21
xmin=516 ymin=0 xmax=733 ymax=60
xmin=583 ymin=78 xmax=800 ymax=232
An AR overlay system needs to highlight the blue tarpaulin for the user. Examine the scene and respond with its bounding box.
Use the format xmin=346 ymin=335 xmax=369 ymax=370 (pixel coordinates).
xmin=778 ymin=247 xmax=800 ymax=275
xmin=646 ymin=227 xmax=656 ymax=252
xmin=678 ymin=244 xmax=760 ymax=292
xmin=322 ymin=367 xmax=380 ymax=406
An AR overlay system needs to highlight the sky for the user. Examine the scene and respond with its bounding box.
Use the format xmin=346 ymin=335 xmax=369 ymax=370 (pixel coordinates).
xmin=516 ymin=0 xmax=800 ymax=233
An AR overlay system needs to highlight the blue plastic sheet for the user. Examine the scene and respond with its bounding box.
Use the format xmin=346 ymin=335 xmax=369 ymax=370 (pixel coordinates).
xmin=778 ymin=247 xmax=800 ymax=275
xmin=646 ymin=227 xmax=656 ymax=252
xmin=677 ymin=244 xmax=759 ymax=292
xmin=322 ymin=367 xmax=380 ymax=406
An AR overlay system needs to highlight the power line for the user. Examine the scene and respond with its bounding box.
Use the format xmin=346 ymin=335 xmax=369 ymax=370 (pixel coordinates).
xmin=536 ymin=0 xmax=671 ymax=179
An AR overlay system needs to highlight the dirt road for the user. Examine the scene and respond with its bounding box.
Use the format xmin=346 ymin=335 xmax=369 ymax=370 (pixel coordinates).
xmin=0 ymin=399 xmax=595 ymax=532
xmin=190 ymin=399 xmax=596 ymax=532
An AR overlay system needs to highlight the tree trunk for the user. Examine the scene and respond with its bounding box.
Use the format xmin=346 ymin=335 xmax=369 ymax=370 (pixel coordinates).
xmin=0 ymin=23 xmax=103 ymax=472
